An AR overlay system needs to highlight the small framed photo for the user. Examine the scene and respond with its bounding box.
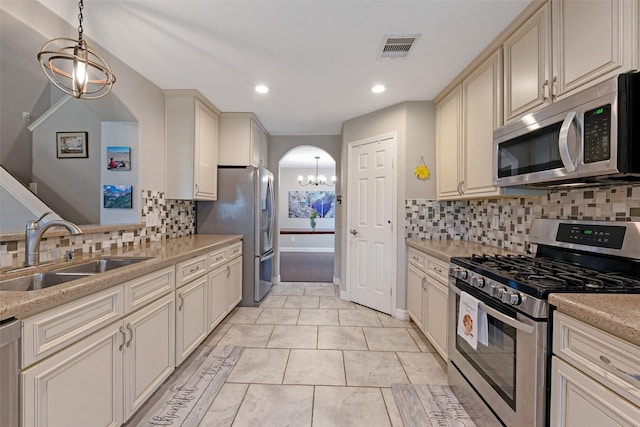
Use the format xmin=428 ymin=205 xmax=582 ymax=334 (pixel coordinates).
xmin=107 ymin=146 xmax=131 ymax=170
xmin=103 ymin=185 xmax=133 ymax=209
xmin=56 ymin=132 xmax=88 ymax=158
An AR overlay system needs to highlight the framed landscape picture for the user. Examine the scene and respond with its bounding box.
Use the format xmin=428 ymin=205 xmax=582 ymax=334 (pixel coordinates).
xmin=107 ymin=146 xmax=131 ymax=170
xmin=56 ymin=132 xmax=88 ymax=158
xmin=103 ymin=185 xmax=133 ymax=209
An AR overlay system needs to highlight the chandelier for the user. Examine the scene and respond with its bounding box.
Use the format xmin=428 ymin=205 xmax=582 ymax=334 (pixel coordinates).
xmin=37 ymin=0 xmax=116 ymax=99
xmin=298 ymin=156 xmax=336 ymax=187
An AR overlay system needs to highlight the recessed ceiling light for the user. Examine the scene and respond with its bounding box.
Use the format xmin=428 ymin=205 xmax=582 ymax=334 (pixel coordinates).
xmin=371 ymin=85 xmax=386 ymax=94
xmin=255 ymin=84 xmax=269 ymax=94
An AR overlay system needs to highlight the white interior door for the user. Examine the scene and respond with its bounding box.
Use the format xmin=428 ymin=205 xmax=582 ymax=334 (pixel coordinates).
xmin=347 ymin=135 xmax=396 ymax=314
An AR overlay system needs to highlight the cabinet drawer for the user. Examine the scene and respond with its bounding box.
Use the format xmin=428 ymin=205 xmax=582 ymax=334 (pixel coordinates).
xmin=228 ymin=241 xmax=242 ymax=259
xmin=176 ymin=254 xmax=208 ymax=287
xmin=553 ymin=312 xmax=640 ymax=406
xmin=408 ymin=247 xmax=427 ymax=270
xmin=124 ymin=266 xmax=175 ymax=313
xmin=427 ymin=257 xmax=449 ymax=282
xmin=21 ymin=285 xmax=124 ymax=368
xmin=208 ymin=248 xmax=228 ymax=271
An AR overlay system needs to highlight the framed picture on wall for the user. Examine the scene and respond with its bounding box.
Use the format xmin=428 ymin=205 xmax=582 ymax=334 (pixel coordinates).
xmin=103 ymin=185 xmax=133 ymax=209
xmin=106 ymin=146 xmax=131 ymax=170
xmin=56 ymin=132 xmax=88 ymax=158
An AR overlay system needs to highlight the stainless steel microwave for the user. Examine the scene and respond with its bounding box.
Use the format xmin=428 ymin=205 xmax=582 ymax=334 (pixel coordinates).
xmin=494 ymin=72 xmax=640 ymax=187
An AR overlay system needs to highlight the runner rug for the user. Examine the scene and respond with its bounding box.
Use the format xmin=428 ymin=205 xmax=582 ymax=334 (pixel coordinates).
xmin=135 ymin=345 xmax=244 ymax=427
xmin=392 ymin=384 xmax=477 ymax=427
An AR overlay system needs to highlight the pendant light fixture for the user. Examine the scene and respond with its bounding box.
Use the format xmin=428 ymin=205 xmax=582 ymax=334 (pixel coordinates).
xmin=37 ymin=0 xmax=116 ymax=99
xmin=298 ymin=156 xmax=336 ymax=187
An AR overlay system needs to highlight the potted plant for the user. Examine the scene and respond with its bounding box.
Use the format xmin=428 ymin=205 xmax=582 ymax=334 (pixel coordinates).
xmin=310 ymin=209 xmax=318 ymax=231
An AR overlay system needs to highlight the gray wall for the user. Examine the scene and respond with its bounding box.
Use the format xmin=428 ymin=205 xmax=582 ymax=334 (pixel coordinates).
xmin=269 ymin=135 xmax=342 ymax=283
xmin=341 ymin=101 xmax=435 ymax=315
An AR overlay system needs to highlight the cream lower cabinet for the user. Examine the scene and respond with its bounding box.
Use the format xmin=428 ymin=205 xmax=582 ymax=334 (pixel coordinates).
xmin=227 ymin=256 xmax=242 ymax=311
xmin=406 ymin=246 xmax=449 ymax=359
xmin=550 ymin=312 xmax=640 ymax=426
xmin=21 ymin=267 xmax=176 ymax=427
xmin=175 ymin=274 xmax=209 ymax=365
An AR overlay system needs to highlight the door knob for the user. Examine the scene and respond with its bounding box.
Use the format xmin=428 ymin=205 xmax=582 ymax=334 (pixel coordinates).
xmin=350 ymin=229 xmax=359 ymax=236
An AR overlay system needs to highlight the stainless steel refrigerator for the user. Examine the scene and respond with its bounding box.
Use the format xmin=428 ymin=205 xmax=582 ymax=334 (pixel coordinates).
xmin=196 ymin=165 xmax=275 ymax=306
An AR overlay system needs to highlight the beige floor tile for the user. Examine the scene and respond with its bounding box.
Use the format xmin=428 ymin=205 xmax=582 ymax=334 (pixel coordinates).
xmin=319 ymin=296 xmax=355 ymax=309
xmin=283 ymin=349 xmax=345 ymax=385
xmin=317 ymin=326 xmax=368 ymax=350
xmin=199 ymin=383 xmax=248 ymax=427
xmin=260 ymin=295 xmax=287 ymax=308
xmin=223 ymin=307 xmax=263 ymax=324
xmin=338 ymin=309 xmax=383 ymax=326
xmin=215 ymin=324 xmax=274 ymax=348
xmin=312 ymin=386 xmax=391 ymax=427
xmin=233 ymin=384 xmax=313 ymax=426
xmin=283 ymin=295 xmax=320 ymax=309
xmin=255 ymin=308 xmax=300 ymax=325
xmin=396 ymin=352 xmax=448 ymax=385
xmin=297 ymin=309 xmax=339 ymax=326
xmin=227 ymin=348 xmax=290 ymax=384
xmin=266 ymin=325 xmax=318 ymax=349
xmin=363 ymin=327 xmax=421 ymax=352
xmin=344 ymin=351 xmax=409 ymax=387
xmin=271 ymin=285 xmax=306 ymax=296
xmin=303 ymin=286 xmax=337 ymax=297
xmin=380 ymin=387 xmax=403 ymax=427
xmin=407 ymin=327 xmax=434 ymax=352
xmin=377 ymin=312 xmax=411 ymax=328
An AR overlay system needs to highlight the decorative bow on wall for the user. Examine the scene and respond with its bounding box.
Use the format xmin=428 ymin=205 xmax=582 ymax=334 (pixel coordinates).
xmin=414 ymin=156 xmax=430 ymax=180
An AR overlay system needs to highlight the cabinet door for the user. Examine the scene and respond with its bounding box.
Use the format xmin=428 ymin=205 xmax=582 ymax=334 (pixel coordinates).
xmin=175 ymin=276 xmax=208 ymax=365
xmin=504 ymin=3 xmax=551 ymax=122
xmin=552 ymin=0 xmax=636 ymax=99
xmin=436 ymin=86 xmax=462 ymax=200
xmin=21 ymin=323 xmax=123 ymax=427
xmin=407 ymin=263 xmax=425 ymax=330
xmin=227 ymin=256 xmax=243 ymax=311
xmin=194 ymin=99 xmax=218 ymax=201
xmin=251 ymin=119 xmax=263 ymax=167
xmin=208 ymin=265 xmax=229 ymax=332
xmin=123 ymin=293 xmax=175 ymax=420
xmin=550 ymin=357 xmax=640 ymax=426
xmin=425 ymin=276 xmax=449 ymax=360
xmin=462 ymin=50 xmax=502 ymax=198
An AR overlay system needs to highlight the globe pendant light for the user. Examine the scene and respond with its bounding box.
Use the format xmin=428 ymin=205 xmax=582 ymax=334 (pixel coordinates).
xmin=37 ymin=0 xmax=116 ymax=99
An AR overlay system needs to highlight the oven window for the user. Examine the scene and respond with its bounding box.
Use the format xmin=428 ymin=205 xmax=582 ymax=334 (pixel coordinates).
xmin=497 ymin=121 xmax=563 ymax=178
xmin=455 ymin=293 xmax=517 ymax=410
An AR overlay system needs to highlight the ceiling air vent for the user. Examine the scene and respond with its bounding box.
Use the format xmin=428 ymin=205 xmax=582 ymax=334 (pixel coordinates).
xmin=379 ymin=34 xmax=420 ymax=60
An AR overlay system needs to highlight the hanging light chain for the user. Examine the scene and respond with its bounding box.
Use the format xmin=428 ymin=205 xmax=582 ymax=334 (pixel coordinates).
xmin=77 ymin=0 xmax=84 ymax=40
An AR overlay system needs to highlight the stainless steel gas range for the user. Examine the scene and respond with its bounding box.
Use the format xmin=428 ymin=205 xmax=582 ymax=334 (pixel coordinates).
xmin=447 ymin=218 xmax=640 ymax=426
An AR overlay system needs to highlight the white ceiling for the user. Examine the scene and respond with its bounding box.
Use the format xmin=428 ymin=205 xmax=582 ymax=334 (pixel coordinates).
xmin=38 ymin=0 xmax=530 ymax=136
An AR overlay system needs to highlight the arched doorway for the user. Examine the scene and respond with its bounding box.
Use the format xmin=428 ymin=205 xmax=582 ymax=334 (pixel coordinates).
xmin=277 ymin=146 xmax=337 ymax=283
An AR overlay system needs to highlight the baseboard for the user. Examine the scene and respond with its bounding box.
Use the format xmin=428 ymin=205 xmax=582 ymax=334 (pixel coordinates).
xmin=394 ymin=308 xmax=409 ymax=321
xmin=340 ymin=289 xmax=349 ymax=301
xmin=333 ymin=276 xmax=341 ymax=286
xmin=279 ymin=247 xmax=335 ymax=253
xmin=273 ymin=274 xmax=281 ymax=285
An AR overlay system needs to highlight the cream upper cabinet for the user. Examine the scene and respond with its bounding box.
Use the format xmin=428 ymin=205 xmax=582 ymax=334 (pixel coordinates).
xmin=504 ymin=0 xmax=638 ymax=123
xmin=437 ymin=50 xmax=503 ymax=200
xmin=164 ymin=90 xmax=220 ymax=201
xmin=504 ymin=2 xmax=551 ymax=123
xmin=436 ymin=86 xmax=462 ymax=200
xmin=552 ymin=0 xmax=638 ymax=100
xmin=219 ymin=113 xmax=269 ymax=167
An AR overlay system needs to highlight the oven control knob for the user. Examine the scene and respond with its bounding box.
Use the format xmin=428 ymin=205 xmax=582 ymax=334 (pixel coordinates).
xmin=475 ymin=277 xmax=486 ymax=288
xmin=495 ymin=287 xmax=505 ymax=299
xmin=457 ymin=269 xmax=468 ymax=280
xmin=509 ymin=292 xmax=522 ymax=306
xmin=490 ymin=284 xmax=498 ymax=297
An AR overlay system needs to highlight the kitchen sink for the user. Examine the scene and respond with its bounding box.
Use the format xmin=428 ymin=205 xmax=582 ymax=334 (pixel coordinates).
xmin=0 ymin=272 xmax=93 ymax=292
xmin=53 ymin=257 xmax=152 ymax=274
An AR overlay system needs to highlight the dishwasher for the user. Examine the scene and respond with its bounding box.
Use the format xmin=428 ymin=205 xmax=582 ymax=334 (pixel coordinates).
xmin=1 ymin=318 xmax=20 ymax=427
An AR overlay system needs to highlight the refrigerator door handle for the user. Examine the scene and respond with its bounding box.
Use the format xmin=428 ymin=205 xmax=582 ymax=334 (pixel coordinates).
xmin=260 ymin=249 xmax=275 ymax=261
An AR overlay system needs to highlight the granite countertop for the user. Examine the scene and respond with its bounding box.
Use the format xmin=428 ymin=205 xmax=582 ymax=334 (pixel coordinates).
xmin=406 ymin=238 xmax=520 ymax=263
xmin=549 ymin=293 xmax=640 ymax=347
xmin=0 ymin=234 xmax=242 ymax=321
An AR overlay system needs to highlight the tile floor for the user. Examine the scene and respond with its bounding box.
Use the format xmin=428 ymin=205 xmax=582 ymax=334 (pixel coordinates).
xmin=143 ymin=282 xmax=448 ymax=426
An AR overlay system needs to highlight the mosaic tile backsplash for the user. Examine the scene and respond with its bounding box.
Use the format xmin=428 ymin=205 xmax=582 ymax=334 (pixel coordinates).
xmin=406 ymin=184 xmax=640 ymax=254
xmin=0 ymin=189 xmax=195 ymax=268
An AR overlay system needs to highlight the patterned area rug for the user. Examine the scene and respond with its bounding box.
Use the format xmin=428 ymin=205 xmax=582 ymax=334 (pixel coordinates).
xmin=134 ymin=346 xmax=244 ymax=426
xmin=392 ymin=384 xmax=477 ymax=427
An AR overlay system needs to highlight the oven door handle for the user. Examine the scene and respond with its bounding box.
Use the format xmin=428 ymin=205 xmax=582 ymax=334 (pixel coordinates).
xmin=452 ymin=286 xmax=535 ymax=334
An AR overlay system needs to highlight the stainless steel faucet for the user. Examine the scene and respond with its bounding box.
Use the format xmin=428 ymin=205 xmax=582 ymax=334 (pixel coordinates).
xmin=25 ymin=212 xmax=82 ymax=267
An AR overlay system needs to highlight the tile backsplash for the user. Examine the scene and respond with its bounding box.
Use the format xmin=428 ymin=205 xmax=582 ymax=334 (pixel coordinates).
xmin=406 ymin=184 xmax=640 ymax=254
xmin=0 ymin=189 xmax=195 ymax=268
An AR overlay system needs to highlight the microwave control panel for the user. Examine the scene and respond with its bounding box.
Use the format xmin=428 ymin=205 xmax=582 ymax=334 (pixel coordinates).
xmin=583 ymin=104 xmax=611 ymax=163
